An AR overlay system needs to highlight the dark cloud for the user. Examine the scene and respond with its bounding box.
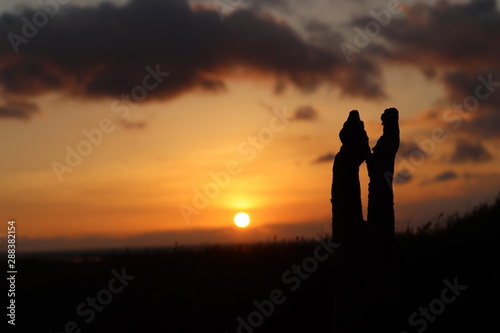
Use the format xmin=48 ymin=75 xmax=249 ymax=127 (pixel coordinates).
xmin=0 ymin=101 xmax=39 ymax=119
xmin=246 ymin=0 xmax=291 ymax=13
xmin=258 ymin=101 xmax=292 ymax=120
xmin=273 ymin=80 xmax=287 ymax=94
xmin=359 ymin=0 xmax=500 ymax=138
xmin=376 ymin=0 xmax=500 ymax=70
xmin=304 ymin=18 xmax=345 ymax=50
xmin=312 ymin=152 xmax=335 ymax=164
xmin=463 ymin=171 xmax=500 ymax=179
xmin=398 ymin=141 xmax=426 ymax=158
xmin=460 ymin=111 xmax=500 ymax=139
xmin=0 ymin=0 xmax=384 ymax=111
xmin=450 ymin=139 xmax=493 ymax=163
xmin=435 ymin=170 xmax=459 ymax=182
xmin=393 ymin=170 xmax=413 ymax=185
xmin=440 ymin=70 xmax=500 ymax=138
xmin=292 ymin=105 xmax=318 ymax=121
xmin=304 ymin=19 xmax=332 ymax=34
xmin=119 ymin=119 xmax=148 ymax=130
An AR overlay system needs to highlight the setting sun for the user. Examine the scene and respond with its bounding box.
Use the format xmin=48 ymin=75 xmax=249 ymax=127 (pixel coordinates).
xmin=234 ymin=212 xmax=251 ymax=228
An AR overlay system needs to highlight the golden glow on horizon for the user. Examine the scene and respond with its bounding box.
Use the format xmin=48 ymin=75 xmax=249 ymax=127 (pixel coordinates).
xmin=1 ymin=76 xmax=498 ymax=248
xmin=234 ymin=212 xmax=251 ymax=228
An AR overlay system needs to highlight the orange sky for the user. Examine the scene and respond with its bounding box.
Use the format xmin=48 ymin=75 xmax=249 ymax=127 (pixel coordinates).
xmin=0 ymin=0 xmax=499 ymax=251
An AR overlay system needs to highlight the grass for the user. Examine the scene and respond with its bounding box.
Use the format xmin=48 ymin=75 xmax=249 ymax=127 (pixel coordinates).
xmin=5 ymin=193 xmax=500 ymax=332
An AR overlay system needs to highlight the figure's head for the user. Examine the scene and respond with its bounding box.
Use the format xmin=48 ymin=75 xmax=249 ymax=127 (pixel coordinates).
xmin=339 ymin=110 xmax=371 ymax=162
xmin=381 ymin=108 xmax=399 ymax=125
xmin=347 ymin=110 xmax=361 ymax=122
xmin=339 ymin=110 xmax=364 ymax=144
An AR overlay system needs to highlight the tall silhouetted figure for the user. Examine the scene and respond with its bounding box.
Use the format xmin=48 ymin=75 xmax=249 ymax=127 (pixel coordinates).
xmin=331 ymin=111 xmax=369 ymax=246
xmin=331 ymin=108 xmax=400 ymax=333
xmin=367 ymin=107 xmax=400 ymax=266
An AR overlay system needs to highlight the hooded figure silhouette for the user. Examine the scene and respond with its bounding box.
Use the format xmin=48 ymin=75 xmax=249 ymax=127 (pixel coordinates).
xmin=331 ymin=108 xmax=400 ymax=333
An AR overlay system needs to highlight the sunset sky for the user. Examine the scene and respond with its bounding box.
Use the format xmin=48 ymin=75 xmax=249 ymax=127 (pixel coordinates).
xmin=1 ymin=0 xmax=499 ymax=252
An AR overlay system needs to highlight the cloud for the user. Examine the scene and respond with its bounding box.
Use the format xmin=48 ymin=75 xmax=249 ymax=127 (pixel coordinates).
xmin=0 ymin=101 xmax=39 ymax=120
xmin=312 ymin=152 xmax=335 ymax=164
xmin=291 ymin=105 xmax=318 ymax=121
xmin=375 ymin=0 xmax=500 ymax=71
xmin=449 ymin=139 xmax=493 ymax=163
xmin=358 ymin=0 xmax=500 ymax=139
xmin=460 ymin=111 xmax=500 ymax=139
xmin=19 ymin=220 xmax=331 ymax=252
xmin=119 ymin=119 xmax=148 ymax=130
xmin=304 ymin=19 xmax=332 ymax=34
xmin=246 ymin=0 xmax=291 ymax=13
xmin=398 ymin=141 xmax=425 ymax=158
xmin=0 ymin=0 xmax=384 ymax=109
xmin=393 ymin=170 xmax=413 ymax=185
xmin=440 ymin=70 xmax=500 ymax=138
xmin=303 ymin=18 xmax=345 ymax=50
xmin=435 ymin=170 xmax=459 ymax=182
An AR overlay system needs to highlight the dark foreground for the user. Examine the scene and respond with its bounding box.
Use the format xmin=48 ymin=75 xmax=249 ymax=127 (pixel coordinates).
xmin=4 ymin=196 xmax=499 ymax=333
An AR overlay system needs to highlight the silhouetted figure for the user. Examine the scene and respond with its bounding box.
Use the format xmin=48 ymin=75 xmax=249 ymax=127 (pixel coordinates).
xmin=331 ymin=111 xmax=369 ymax=247
xmin=367 ymin=108 xmax=400 ymax=266
xmin=331 ymin=108 xmax=400 ymax=333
